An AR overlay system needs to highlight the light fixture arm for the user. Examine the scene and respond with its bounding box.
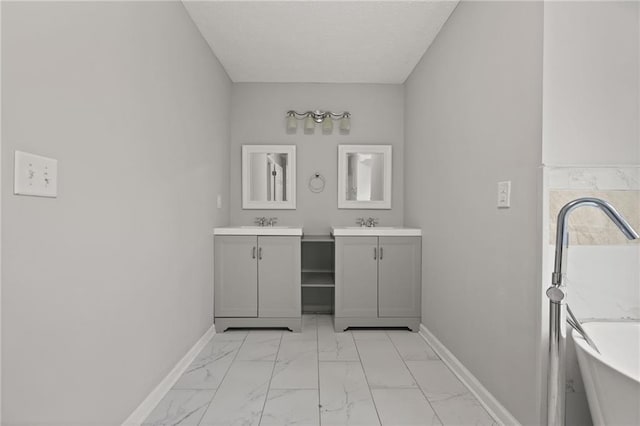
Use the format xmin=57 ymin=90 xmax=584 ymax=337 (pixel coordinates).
xmin=286 ymin=110 xmax=351 ymax=134
xmin=286 ymin=110 xmax=350 ymax=121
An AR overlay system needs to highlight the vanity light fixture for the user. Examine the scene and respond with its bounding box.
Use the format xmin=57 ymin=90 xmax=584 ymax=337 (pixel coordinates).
xmin=286 ymin=110 xmax=351 ymax=135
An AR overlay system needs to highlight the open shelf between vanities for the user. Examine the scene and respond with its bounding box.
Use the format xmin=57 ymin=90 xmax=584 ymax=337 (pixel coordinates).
xmin=301 ymin=272 xmax=335 ymax=287
xmin=301 ymin=235 xmax=335 ymax=314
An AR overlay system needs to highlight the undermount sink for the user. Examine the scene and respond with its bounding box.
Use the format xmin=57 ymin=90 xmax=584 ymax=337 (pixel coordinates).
xmin=214 ymin=226 xmax=303 ymax=236
xmin=331 ymin=226 xmax=422 ymax=237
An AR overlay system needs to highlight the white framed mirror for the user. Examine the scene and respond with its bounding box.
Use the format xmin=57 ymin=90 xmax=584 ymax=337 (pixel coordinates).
xmin=338 ymin=145 xmax=392 ymax=209
xmin=242 ymin=145 xmax=296 ymax=209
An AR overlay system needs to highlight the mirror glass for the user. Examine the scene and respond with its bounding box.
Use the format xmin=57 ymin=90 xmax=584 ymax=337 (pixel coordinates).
xmin=338 ymin=145 xmax=392 ymax=209
xmin=249 ymin=153 xmax=289 ymax=202
xmin=346 ymin=153 xmax=385 ymax=201
xmin=242 ymin=145 xmax=296 ymax=209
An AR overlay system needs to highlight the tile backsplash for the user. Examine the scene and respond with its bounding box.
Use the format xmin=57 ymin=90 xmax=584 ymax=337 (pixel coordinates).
xmin=549 ymin=189 xmax=639 ymax=245
xmin=546 ymin=167 xmax=639 ymax=190
xmin=547 ymin=166 xmax=639 ymax=245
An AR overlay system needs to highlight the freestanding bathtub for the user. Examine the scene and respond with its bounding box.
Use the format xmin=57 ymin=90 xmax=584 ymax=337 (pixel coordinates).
xmin=573 ymin=321 xmax=640 ymax=426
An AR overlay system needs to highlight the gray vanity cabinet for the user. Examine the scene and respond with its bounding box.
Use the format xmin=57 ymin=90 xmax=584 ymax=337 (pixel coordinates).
xmin=377 ymin=236 xmax=421 ymax=318
xmin=334 ymin=235 xmax=421 ymax=331
xmin=334 ymin=236 xmax=378 ymax=317
xmin=257 ymin=237 xmax=301 ymax=318
xmin=214 ymin=235 xmax=301 ymax=331
xmin=214 ymin=235 xmax=258 ymax=317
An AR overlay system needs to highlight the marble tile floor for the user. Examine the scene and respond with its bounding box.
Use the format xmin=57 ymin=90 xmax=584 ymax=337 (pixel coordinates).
xmin=143 ymin=315 xmax=498 ymax=426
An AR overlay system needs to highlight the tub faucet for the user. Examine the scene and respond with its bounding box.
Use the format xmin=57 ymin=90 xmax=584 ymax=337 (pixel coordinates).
xmin=546 ymin=197 xmax=638 ymax=426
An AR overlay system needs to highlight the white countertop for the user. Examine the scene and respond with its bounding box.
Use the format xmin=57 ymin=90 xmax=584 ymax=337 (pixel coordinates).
xmin=214 ymin=226 xmax=420 ymax=237
xmin=331 ymin=226 xmax=422 ymax=237
xmin=214 ymin=226 xmax=303 ymax=236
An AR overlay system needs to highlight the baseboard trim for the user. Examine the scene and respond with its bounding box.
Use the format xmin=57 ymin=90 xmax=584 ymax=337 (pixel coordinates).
xmin=418 ymin=324 xmax=520 ymax=426
xmin=121 ymin=324 xmax=216 ymax=426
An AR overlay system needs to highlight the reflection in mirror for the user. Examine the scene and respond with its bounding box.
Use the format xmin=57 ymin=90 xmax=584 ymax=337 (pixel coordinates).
xmin=346 ymin=153 xmax=384 ymax=201
xmin=338 ymin=145 xmax=391 ymax=209
xmin=242 ymin=145 xmax=296 ymax=209
xmin=250 ymin=153 xmax=288 ymax=202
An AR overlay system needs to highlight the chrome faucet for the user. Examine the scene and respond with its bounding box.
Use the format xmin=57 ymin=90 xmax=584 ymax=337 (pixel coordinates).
xmin=254 ymin=217 xmax=267 ymax=227
xmin=355 ymin=217 xmax=379 ymax=227
xmin=267 ymin=217 xmax=278 ymax=227
xmin=546 ymin=197 xmax=638 ymax=426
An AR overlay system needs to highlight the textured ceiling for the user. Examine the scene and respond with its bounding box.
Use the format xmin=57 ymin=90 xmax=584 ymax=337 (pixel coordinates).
xmin=183 ymin=1 xmax=458 ymax=84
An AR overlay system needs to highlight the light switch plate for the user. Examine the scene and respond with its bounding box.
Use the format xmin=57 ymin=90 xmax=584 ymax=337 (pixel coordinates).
xmin=497 ymin=181 xmax=511 ymax=208
xmin=14 ymin=151 xmax=58 ymax=197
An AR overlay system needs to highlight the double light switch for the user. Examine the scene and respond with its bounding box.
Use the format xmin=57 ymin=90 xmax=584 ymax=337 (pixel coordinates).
xmin=14 ymin=151 xmax=58 ymax=198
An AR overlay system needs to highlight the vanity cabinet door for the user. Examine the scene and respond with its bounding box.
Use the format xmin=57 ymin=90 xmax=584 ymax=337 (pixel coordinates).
xmin=214 ymin=236 xmax=258 ymax=318
xmin=258 ymin=236 xmax=301 ymax=318
xmin=378 ymin=236 xmax=421 ymax=318
xmin=335 ymin=237 xmax=379 ymax=317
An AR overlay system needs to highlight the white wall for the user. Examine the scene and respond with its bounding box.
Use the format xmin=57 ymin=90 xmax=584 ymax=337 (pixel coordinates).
xmin=543 ymin=1 xmax=640 ymax=165
xmin=404 ymin=2 xmax=544 ymax=424
xmin=230 ymin=83 xmax=404 ymax=235
xmin=1 ymin=2 xmax=231 ymax=424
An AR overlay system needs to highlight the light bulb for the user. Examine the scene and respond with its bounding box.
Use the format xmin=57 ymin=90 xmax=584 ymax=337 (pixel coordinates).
xmin=322 ymin=115 xmax=333 ymax=134
xmin=286 ymin=113 xmax=297 ymax=133
xmin=304 ymin=115 xmax=315 ymax=134
xmin=339 ymin=114 xmax=351 ymax=133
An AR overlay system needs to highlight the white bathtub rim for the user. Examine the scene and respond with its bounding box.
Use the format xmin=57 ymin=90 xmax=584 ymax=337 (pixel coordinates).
xmin=572 ymin=321 xmax=640 ymax=384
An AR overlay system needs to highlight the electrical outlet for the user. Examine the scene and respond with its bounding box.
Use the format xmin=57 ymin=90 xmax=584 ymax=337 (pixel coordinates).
xmin=497 ymin=181 xmax=511 ymax=208
xmin=14 ymin=151 xmax=58 ymax=198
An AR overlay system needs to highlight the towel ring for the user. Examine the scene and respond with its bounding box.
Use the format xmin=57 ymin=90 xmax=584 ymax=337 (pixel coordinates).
xmin=308 ymin=172 xmax=326 ymax=193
